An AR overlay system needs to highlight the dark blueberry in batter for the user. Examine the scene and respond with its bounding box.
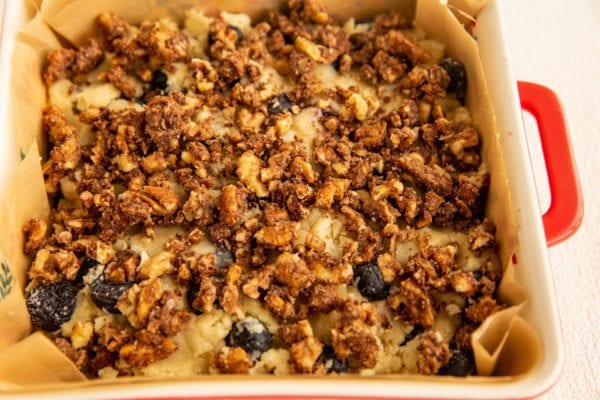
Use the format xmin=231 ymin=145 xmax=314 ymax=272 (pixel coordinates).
xmin=215 ymin=247 xmax=235 ymax=269
xmin=399 ymin=325 xmax=424 ymax=346
xmin=27 ymin=281 xmax=78 ymax=331
xmin=332 ymin=56 xmax=341 ymax=71
xmin=187 ymin=283 xmax=202 ymax=315
xmin=440 ymin=57 xmax=467 ymax=101
xmin=89 ymin=276 xmax=132 ymax=314
xmin=226 ymin=317 xmax=272 ymax=357
xmin=228 ymin=25 xmax=244 ymax=42
xmin=317 ymin=345 xmax=349 ymax=373
xmin=267 ymin=93 xmax=293 ymax=114
xmin=438 ymin=350 xmax=475 ymax=377
xmin=472 ymin=270 xmax=483 ymax=281
xmin=149 ymin=69 xmax=168 ymax=91
xmin=354 ymin=262 xmax=389 ymax=301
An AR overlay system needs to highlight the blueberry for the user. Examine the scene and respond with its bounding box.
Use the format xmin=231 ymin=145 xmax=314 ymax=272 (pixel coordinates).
xmin=228 ymin=25 xmax=244 ymax=42
xmin=89 ymin=276 xmax=132 ymax=314
xmin=399 ymin=325 xmax=424 ymax=346
xmin=27 ymin=281 xmax=78 ymax=331
xmin=472 ymin=270 xmax=483 ymax=281
xmin=332 ymin=56 xmax=341 ymax=71
xmin=267 ymin=94 xmax=293 ymax=114
xmin=215 ymin=247 xmax=235 ymax=269
xmin=438 ymin=350 xmax=476 ymax=377
xmin=317 ymin=345 xmax=348 ymax=373
xmin=440 ymin=57 xmax=467 ymax=101
xmin=226 ymin=317 xmax=272 ymax=357
xmin=187 ymin=283 xmax=202 ymax=315
xmin=150 ymin=69 xmax=168 ymax=91
xmin=354 ymin=262 xmax=389 ymax=301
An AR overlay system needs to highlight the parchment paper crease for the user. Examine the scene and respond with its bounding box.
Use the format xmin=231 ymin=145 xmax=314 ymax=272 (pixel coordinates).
xmin=0 ymin=0 xmax=540 ymax=392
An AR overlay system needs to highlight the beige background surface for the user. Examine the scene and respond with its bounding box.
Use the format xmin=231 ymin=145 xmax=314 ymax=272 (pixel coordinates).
xmin=501 ymin=0 xmax=600 ymax=398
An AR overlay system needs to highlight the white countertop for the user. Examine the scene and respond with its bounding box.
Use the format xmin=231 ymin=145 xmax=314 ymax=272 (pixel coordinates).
xmin=501 ymin=0 xmax=600 ymax=398
xmin=0 ymin=0 xmax=598 ymax=398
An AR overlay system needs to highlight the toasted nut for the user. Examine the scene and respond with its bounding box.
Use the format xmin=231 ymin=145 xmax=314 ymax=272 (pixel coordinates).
xmin=141 ymin=186 xmax=179 ymax=216
xmin=71 ymin=321 xmax=94 ymax=349
xmin=295 ymin=37 xmax=322 ymax=62
xmin=138 ymin=251 xmax=175 ymax=279
xmin=255 ymin=222 xmax=298 ymax=248
xmin=237 ymin=151 xmax=269 ymax=197
xmin=219 ymin=185 xmax=248 ymax=226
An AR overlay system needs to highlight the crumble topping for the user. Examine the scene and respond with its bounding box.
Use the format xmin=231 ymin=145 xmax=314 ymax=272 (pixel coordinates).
xmin=25 ymin=0 xmax=504 ymax=378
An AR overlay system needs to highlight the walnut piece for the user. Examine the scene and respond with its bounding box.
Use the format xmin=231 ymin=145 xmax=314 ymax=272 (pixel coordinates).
xmin=417 ymin=330 xmax=451 ymax=375
xmin=212 ymin=347 xmax=251 ymax=374
xmin=219 ymin=185 xmax=248 ymax=226
xmin=237 ymin=151 xmax=269 ymax=197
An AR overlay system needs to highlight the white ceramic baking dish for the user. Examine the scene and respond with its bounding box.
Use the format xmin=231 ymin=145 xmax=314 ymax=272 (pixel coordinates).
xmin=0 ymin=0 xmax=583 ymax=398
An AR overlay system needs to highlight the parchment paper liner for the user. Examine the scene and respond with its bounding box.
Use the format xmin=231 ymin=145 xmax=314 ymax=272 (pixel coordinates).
xmin=0 ymin=0 xmax=541 ymax=391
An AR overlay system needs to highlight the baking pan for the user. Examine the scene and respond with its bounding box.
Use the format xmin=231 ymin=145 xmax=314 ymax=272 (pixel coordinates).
xmin=0 ymin=0 xmax=582 ymax=398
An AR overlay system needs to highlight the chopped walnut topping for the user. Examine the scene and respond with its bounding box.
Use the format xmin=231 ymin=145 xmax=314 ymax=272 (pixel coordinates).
xmin=42 ymin=107 xmax=81 ymax=193
xmin=138 ymin=251 xmax=175 ymax=279
xmin=331 ymin=318 xmax=378 ymax=369
xmin=119 ymin=333 xmax=178 ymax=368
xmin=70 ymin=321 xmax=94 ymax=349
xmin=449 ymin=271 xmax=477 ymax=296
xmin=219 ymin=185 xmax=248 ymax=226
xmin=98 ymin=323 xmax=133 ymax=352
xmin=315 ymin=178 xmax=350 ymax=208
xmin=28 ymin=247 xmax=81 ymax=283
xmin=104 ymin=250 xmax=139 ymax=283
xmin=221 ymin=263 xmax=243 ymax=316
xmin=295 ymin=36 xmax=323 ymax=62
xmin=279 ymin=320 xmax=323 ymax=372
xmin=238 ymin=151 xmax=269 ymax=197
xmin=402 ymin=65 xmax=449 ymax=102
xmin=43 ymin=48 xmax=75 ymax=84
xmin=97 ymin=13 xmax=141 ymax=56
xmin=468 ymin=220 xmax=496 ymax=252
xmin=387 ymin=278 xmax=435 ymax=328
xmin=242 ymin=264 xmax=275 ymax=299
xmin=145 ymin=92 xmax=190 ymax=153
xmin=117 ymin=278 xmax=163 ymax=328
xmin=453 ymin=324 xmax=475 ymax=352
xmin=417 ymin=330 xmax=451 ymax=375
xmin=265 ymin=285 xmax=297 ymax=321
xmin=55 ymin=337 xmax=87 ymax=369
xmin=342 ymin=93 xmax=369 ymax=121
xmin=464 ymin=295 xmax=503 ymax=323
xmin=308 ymin=283 xmax=342 ymax=312
xmin=24 ymin=218 xmax=47 ymax=254
xmin=273 ymin=252 xmax=314 ymax=292
xmin=255 ymin=221 xmax=298 ymax=249
xmin=212 ymin=347 xmax=251 ymax=374
xmin=289 ymin=0 xmax=329 ymax=24
xmin=396 ymin=153 xmax=453 ymax=197
xmin=73 ymin=38 xmax=104 ymax=75
xmin=138 ymin=20 xmax=189 ymax=64
xmin=140 ymin=185 xmax=180 ymax=216
xmin=105 ymin=65 xmax=139 ymax=99
xmin=29 ymin=1 xmax=505 ymax=378
xmin=354 ymin=121 xmax=387 ymax=148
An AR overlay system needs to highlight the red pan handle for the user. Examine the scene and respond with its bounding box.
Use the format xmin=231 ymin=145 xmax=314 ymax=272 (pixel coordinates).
xmin=517 ymin=81 xmax=583 ymax=246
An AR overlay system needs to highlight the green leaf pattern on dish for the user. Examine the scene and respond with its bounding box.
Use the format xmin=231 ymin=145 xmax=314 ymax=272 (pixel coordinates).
xmin=0 ymin=261 xmax=13 ymax=301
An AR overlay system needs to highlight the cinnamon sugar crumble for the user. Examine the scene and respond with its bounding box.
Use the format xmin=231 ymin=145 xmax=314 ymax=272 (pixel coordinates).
xmin=26 ymin=0 xmax=505 ymax=378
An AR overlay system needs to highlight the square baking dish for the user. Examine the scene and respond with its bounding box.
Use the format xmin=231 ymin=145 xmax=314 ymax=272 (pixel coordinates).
xmin=0 ymin=0 xmax=582 ymax=398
